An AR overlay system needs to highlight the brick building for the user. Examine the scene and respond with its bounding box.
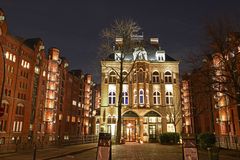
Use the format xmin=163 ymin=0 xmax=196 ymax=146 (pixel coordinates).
xmin=0 ymin=9 xmax=48 ymax=151
xmin=0 ymin=9 xmax=98 ymax=152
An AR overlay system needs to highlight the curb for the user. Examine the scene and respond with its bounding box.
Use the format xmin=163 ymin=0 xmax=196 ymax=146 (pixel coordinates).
xmin=42 ymin=147 xmax=97 ymax=160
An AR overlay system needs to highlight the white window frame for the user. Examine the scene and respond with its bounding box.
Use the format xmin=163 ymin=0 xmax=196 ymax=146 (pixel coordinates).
xmin=139 ymin=89 xmax=144 ymax=105
xmin=108 ymin=91 xmax=116 ymax=105
xmin=153 ymin=91 xmax=161 ymax=105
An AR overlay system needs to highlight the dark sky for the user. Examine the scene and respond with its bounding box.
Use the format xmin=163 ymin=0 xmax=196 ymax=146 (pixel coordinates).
xmin=1 ymin=0 xmax=240 ymax=82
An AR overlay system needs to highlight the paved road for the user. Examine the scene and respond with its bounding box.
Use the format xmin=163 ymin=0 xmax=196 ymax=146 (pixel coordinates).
xmin=112 ymin=142 xmax=240 ymax=160
xmin=0 ymin=142 xmax=239 ymax=160
xmin=51 ymin=149 xmax=96 ymax=160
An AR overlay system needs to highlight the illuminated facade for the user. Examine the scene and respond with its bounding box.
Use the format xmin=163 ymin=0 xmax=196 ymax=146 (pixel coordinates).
xmin=43 ymin=48 xmax=61 ymax=141
xmin=182 ymin=52 xmax=240 ymax=137
xmin=181 ymin=78 xmax=193 ymax=134
xmin=100 ymin=36 xmax=181 ymax=142
xmin=0 ymin=9 xmax=48 ymax=151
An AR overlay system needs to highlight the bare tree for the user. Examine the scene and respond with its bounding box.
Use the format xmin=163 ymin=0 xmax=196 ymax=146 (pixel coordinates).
xmin=204 ymin=19 xmax=240 ymax=126
xmin=99 ymin=19 xmax=141 ymax=144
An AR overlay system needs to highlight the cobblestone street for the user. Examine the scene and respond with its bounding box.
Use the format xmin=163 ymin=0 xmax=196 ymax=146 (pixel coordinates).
xmin=0 ymin=142 xmax=239 ymax=160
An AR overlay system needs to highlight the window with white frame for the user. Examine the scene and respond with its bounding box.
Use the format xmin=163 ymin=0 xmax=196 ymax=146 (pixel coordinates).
xmin=152 ymin=71 xmax=160 ymax=83
xmin=139 ymin=89 xmax=144 ymax=104
xmin=122 ymin=92 xmax=128 ymax=105
xmin=153 ymin=91 xmax=161 ymax=105
xmin=108 ymin=91 xmax=116 ymax=105
xmin=165 ymin=92 xmax=173 ymax=105
xmin=164 ymin=71 xmax=172 ymax=83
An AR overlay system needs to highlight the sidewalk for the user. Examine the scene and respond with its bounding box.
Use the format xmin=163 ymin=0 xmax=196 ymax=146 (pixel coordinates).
xmin=112 ymin=142 xmax=240 ymax=160
xmin=0 ymin=143 xmax=97 ymax=160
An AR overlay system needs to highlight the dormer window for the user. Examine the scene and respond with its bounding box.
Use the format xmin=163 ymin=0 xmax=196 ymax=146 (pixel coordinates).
xmin=156 ymin=50 xmax=165 ymax=62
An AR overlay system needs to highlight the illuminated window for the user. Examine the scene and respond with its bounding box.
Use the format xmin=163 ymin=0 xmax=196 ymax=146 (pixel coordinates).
xmin=43 ymin=71 xmax=46 ymax=77
xmin=108 ymin=91 xmax=116 ymax=105
xmin=5 ymin=52 xmax=9 ymax=59
xmin=164 ymin=71 xmax=172 ymax=83
xmin=35 ymin=67 xmax=40 ymax=74
xmin=153 ymin=91 xmax=161 ymax=105
xmin=139 ymin=89 xmax=144 ymax=104
xmin=122 ymin=92 xmax=128 ymax=105
xmin=167 ymin=123 xmax=175 ymax=132
xmin=152 ymin=71 xmax=160 ymax=83
xmin=72 ymin=100 xmax=77 ymax=106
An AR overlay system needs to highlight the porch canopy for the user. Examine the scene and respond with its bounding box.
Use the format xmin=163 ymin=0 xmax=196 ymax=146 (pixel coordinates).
xmin=144 ymin=111 xmax=161 ymax=117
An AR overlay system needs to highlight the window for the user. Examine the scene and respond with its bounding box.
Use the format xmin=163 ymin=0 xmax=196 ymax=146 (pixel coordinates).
xmin=0 ymin=120 xmax=7 ymax=131
xmin=165 ymin=92 xmax=173 ymax=105
xmin=167 ymin=123 xmax=175 ymax=132
xmin=109 ymin=71 xmax=117 ymax=83
xmin=152 ymin=71 xmax=160 ymax=83
xmin=122 ymin=92 xmax=128 ymax=105
xmin=108 ymin=92 xmax=116 ymax=105
xmin=164 ymin=71 xmax=172 ymax=83
xmin=16 ymin=104 xmax=24 ymax=115
xmin=139 ymin=89 xmax=144 ymax=104
xmin=12 ymin=121 xmax=23 ymax=132
xmin=72 ymin=100 xmax=77 ymax=106
xmin=153 ymin=91 xmax=161 ymax=105
xmin=2 ymin=102 xmax=9 ymax=114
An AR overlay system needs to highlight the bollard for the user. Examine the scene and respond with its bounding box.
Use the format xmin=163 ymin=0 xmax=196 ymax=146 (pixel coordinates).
xmin=207 ymin=147 xmax=212 ymax=160
xmin=32 ymin=144 xmax=36 ymax=160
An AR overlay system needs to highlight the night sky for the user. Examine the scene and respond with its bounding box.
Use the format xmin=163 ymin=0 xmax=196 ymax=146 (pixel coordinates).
xmin=1 ymin=0 xmax=240 ymax=82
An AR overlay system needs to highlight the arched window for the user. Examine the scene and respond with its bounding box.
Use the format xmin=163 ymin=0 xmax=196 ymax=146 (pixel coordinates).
xmin=152 ymin=71 xmax=160 ymax=83
xmin=139 ymin=89 xmax=144 ymax=104
xmin=109 ymin=71 xmax=117 ymax=83
xmin=108 ymin=91 xmax=116 ymax=105
xmin=164 ymin=71 xmax=172 ymax=83
xmin=107 ymin=116 xmax=111 ymax=123
xmin=153 ymin=91 xmax=161 ymax=105
xmin=165 ymin=92 xmax=173 ymax=105
xmin=16 ymin=104 xmax=24 ymax=115
xmin=138 ymin=69 xmax=144 ymax=83
xmin=122 ymin=92 xmax=128 ymax=105
xmin=2 ymin=101 xmax=9 ymax=114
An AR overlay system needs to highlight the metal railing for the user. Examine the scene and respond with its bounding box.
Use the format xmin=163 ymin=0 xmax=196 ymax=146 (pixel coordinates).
xmin=215 ymin=135 xmax=240 ymax=150
xmin=0 ymin=135 xmax=99 ymax=154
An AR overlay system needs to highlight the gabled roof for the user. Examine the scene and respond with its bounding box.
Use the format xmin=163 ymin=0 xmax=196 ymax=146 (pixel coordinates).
xmin=23 ymin=38 xmax=42 ymax=50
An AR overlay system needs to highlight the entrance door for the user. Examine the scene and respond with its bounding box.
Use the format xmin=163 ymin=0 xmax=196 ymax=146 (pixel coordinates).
xmin=149 ymin=125 xmax=156 ymax=141
xmin=123 ymin=120 xmax=136 ymax=142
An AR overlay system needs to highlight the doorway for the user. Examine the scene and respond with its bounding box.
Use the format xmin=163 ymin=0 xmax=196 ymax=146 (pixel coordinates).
xmin=123 ymin=120 xmax=136 ymax=142
xmin=149 ymin=125 xmax=156 ymax=141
